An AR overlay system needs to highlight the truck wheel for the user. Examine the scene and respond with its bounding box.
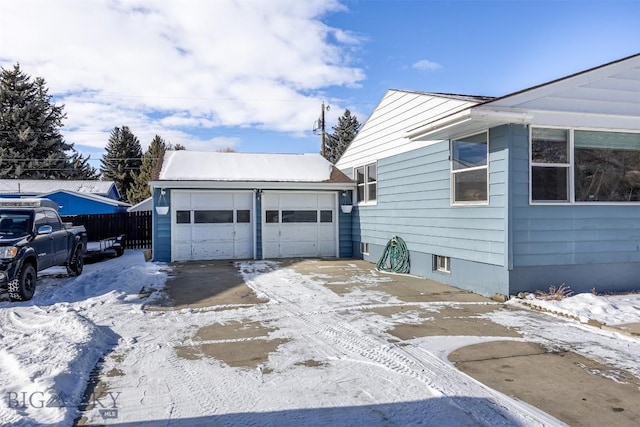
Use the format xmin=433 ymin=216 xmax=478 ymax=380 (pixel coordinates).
xmin=67 ymin=246 xmax=84 ymax=276
xmin=8 ymin=263 xmax=37 ymax=301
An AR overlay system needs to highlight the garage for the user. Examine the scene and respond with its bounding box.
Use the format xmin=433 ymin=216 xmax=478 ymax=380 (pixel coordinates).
xmin=262 ymin=192 xmax=337 ymax=258
xmin=151 ymin=151 xmax=354 ymax=263
xmin=172 ymin=190 xmax=253 ymax=261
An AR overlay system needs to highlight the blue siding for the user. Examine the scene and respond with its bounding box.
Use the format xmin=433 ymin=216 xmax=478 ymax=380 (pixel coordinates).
xmin=345 ymin=127 xmax=511 ymax=296
xmin=354 ymin=133 xmax=507 ymax=266
xmin=510 ymin=123 xmax=640 ymax=267
xmin=508 ymin=123 xmax=640 ymax=293
xmin=47 ymin=192 xmax=127 ymax=215
xmin=339 ymin=197 xmax=353 ymax=258
xmin=256 ymin=191 xmax=263 ymax=259
xmin=152 ymin=188 xmax=172 ymax=262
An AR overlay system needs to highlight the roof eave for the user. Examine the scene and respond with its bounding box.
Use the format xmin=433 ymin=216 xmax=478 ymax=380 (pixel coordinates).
xmin=408 ymin=107 xmax=534 ymax=141
xmin=149 ymin=180 xmax=356 ymax=191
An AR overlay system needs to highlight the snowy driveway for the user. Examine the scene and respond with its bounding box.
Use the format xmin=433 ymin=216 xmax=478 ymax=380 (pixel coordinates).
xmin=1 ymin=252 xmax=639 ymax=426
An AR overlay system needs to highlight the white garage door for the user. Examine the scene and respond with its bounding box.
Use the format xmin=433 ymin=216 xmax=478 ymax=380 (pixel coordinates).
xmin=262 ymin=192 xmax=337 ymax=258
xmin=172 ymin=191 xmax=253 ymax=261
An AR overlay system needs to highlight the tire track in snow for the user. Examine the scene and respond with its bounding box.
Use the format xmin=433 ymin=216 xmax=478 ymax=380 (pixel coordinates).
xmin=240 ymin=265 xmax=558 ymax=427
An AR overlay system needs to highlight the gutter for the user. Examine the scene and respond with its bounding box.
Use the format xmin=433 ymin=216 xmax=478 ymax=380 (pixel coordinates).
xmin=407 ymin=107 xmax=534 ymax=140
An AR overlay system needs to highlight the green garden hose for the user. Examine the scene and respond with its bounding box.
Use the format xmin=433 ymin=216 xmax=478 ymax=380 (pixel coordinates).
xmin=376 ymin=236 xmax=410 ymax=274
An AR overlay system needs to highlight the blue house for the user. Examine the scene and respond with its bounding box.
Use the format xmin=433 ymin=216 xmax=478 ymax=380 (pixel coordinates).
xmin=0 ymin=179 xmax=127 ymax=215
xmin=336 ymin=53 xmax=640 ymax=296
xmin=41 ymin=190 xmax=131 ymax=215
xmin=150 ymin=151 xmax=355 ymax=262
xmin=0 ymin=179 xmax=121 ymax=200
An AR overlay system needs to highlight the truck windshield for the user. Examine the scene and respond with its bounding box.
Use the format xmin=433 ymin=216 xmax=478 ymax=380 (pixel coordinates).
xmin=0 ymin=212 xmax=32 ymax=236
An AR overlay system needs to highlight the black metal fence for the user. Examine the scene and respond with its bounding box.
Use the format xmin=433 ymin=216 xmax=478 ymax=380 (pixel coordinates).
xmin=61 ymin=211 xmax=152 ymax=249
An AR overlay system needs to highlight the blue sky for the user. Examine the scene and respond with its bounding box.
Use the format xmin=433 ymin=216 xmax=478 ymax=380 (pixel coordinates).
xmin=0 ymin=0 xmax=638 ymax=169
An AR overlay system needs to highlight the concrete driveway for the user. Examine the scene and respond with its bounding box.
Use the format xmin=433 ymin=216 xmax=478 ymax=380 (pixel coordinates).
xmin=148 ymin=258 xmax=640 ymax=427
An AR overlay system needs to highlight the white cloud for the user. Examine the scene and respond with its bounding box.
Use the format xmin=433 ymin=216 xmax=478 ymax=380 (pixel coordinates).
xmin=0 ymin=0 xmax=364 ymax=152
xmin=412 ymin=59 xmax=443 ymax=72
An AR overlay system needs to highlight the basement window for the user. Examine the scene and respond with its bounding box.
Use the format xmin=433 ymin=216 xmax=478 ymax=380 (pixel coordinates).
xmin=434 ymin=255 xmax=450 ymax=273
xmin=360 ymin=242 xmax=370 ymax=255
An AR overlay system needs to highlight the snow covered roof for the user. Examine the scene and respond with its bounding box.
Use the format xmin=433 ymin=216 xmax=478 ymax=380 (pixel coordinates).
xmin=0 ymin=179 xmax=118 ymax=197
xmin=158 ymin=151 xmax=349 ymax=183
xmin=128 ymin=197 xmax=152 ymax=212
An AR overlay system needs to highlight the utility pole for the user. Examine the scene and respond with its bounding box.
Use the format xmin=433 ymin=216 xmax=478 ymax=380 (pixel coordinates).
xmin=314 ymin=101 xmax=330 ymax=158
xmin=320 ymin=101 xmax=326 ymax=157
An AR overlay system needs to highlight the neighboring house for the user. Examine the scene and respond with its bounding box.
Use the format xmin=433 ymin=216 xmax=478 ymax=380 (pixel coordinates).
xmin=150 ymin=151 xmax=355 ymax=262
xmin=128 ymin=197 xmax=152 ymax=213
xmin=0 ymin=179 xmax=121 ymax=200
xmin=336 ymin=53 xmax=640 ymax=296
xmin=41 ymin=190 xmax=131 ymax=215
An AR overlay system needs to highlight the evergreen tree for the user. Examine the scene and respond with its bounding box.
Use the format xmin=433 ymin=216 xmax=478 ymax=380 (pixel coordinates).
xmin=127 ymin=135 xmax=167 ymax=205
xmin=100 ymin=126 xmax=142 ymax=203
xmin=0 ymin=63 xmax=97 ymax=179
xmin=323 ymin=109 xmax=360 ymax=164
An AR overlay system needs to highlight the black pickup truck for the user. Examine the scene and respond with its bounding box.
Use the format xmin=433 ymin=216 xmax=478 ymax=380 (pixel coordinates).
xmin=0 ymin=199 xmax=88 ymax=301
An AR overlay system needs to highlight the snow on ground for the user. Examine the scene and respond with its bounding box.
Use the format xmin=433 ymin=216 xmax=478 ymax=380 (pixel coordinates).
xmin=508 ymin=292 xmax=640 ymax=325
xmin=0 ymin=253 xmax=638 ymax=426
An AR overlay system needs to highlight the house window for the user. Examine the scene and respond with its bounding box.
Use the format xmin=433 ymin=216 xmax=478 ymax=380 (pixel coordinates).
xmin=574 ymin=130 xmax=640 ymax=202
xmin=531 ymin=128 xmax=570 ymax=202
xmin=451 ymin=132 xmax=488 ymax=204
xmin=434 ymin=255 xmax=450 ymax=273
xmin=360 ymin=242 xmax=370 ymax=255
xmin=355 ymin=162 xmax=377 ymax=204
xmin=531 ymin=128 xmax=640 ymax=203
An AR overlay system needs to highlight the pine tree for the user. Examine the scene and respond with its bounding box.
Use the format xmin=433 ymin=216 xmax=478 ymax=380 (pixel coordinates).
xmin=127 ymin=135 xmax=167 ymax=205
xmin=0 ymin=63 xmax=97 ymax=179
xmin=323 ymin=109 xmax=360 ymax=164
xmin=100 ymin=126 xmax=142 ymax=203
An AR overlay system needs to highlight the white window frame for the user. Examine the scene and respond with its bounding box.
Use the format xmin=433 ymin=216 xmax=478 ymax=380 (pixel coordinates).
xmin=529 ymin=127 xmax=640 ymax=205
xmin=434 ymin=255 xmax=450 ymax=273
xmin=529 ymin=127 xmax=572 ymax=204
xmin=450 ymin=131 xmax=489 ymax=206
xmin=360 ymin=242 xmax=370 ymax=255
xmin=354 ymin=162 xmax=377 ymax=205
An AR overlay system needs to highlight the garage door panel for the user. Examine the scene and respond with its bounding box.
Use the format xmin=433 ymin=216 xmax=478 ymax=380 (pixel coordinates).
xmin=192 ymin=192 xmax=231 ymax=210
xmin=317 ymin=193 xmax=334 ymax=209
xmin=193 ymin=224 xmax=234 ymax=241
xmin=172 ymin=191 xmax=253 ymax=261
xmin=174 ymin=225 xmax=191 ymax=242
xmin=318 ymin=241 xmax=335 ymax=256
xmin=281 ymin=241 xmax=319 ymax=258
xmin=261 ymin=192 xmax=337 ymax=259
xmin=173 ymin=245 xmax=191 ymax=259
xmin=192 ymin=242 xmax=234 ymax=260
xmin=173 ymin=192 xmax=192 ymax=209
